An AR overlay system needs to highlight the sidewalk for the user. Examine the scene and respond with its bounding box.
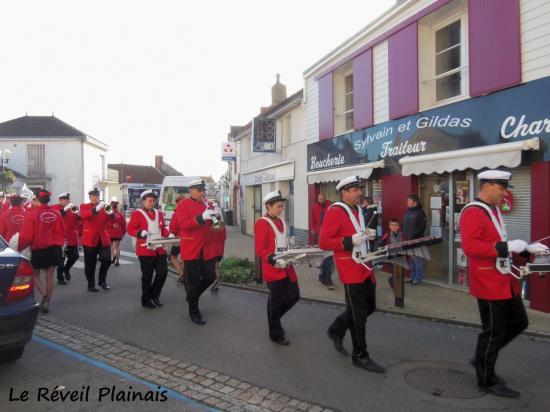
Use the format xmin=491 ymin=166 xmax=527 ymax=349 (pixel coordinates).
xmin=223 ymin=226 xmax=550 ymax=338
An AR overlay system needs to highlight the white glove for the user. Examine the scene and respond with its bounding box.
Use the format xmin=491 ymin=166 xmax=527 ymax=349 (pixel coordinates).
xmin=527 ymin=242 xmax=549 ymax=254
xmin=95 ymin=201 xmax=106 ymax=211
xmin=63 ymin=203 xmax=72 ymax=212
xmin=365 ymin=228 xmax=377 ymax=241
xmin=138 ymin=230 xmax=148 ymax=239
xmin=201 ymin=209 xmax=212 ymax=221
xmin=352 ymin=232 xmax=368 ymax=246
xmin=274 ymin=259 xmax=288 ymax=268
xmin=507 ymin=239 xmax=528 ymax=253
xmin=168 ymin=233 xmax=176 ymax=239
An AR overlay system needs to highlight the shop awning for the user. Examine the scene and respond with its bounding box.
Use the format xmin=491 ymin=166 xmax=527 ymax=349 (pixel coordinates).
xmin=307 ymin=160 xmax=385 ymax=184
xmin=399 ymin=138 xmax=540 ymax=176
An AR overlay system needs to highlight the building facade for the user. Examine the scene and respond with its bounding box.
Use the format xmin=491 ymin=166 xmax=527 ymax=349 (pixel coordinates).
xmin=303 ymin=0 xmax=550 ymax=312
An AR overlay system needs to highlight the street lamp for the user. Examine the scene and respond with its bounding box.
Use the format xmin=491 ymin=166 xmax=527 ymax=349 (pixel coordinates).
xmin=0 ymin=149 xmax=12 ymax=191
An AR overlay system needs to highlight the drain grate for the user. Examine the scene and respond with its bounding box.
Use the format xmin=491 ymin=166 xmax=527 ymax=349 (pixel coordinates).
xmin=404 ymin=367 xmax=484 ymax=399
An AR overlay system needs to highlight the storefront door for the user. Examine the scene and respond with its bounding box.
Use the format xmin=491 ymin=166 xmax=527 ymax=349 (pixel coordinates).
xmin=253 ymin=185 xmax=262 ymax=223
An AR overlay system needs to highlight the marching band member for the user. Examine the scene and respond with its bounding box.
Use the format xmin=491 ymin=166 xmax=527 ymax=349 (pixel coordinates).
xmin=80 ymin=188 xmax=115 ymax=292
xmin=0 ymin=194 xmax=26 ymax=243
xmin=127 ymin=190 xmax=170 ymax=309
xmin=52 ymin=193 xmax=80 ymax=285
xmin=0 ymin=192 xmax=7 ymax=215
xmin=205 ymin=209 xmax=227 ymax=292
xmin=17 ymin=190 xmax=65 ymax=313
xmin=169 ymin=179 xmax=216 ymax=325
xmin=460 ymin=170 xmax=549 ymax=398
xmin=106 ymin=197 xmax=126 ymax=267
xmin=254 ymin=190 xmax=300 ymax=345
xmin=319 ymin=176 xmax=384 ymax=373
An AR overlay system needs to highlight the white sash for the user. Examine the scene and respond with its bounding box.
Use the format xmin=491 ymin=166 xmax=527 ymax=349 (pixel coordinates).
xmin=260 ymin=216 xmax=288 ymax=253
xmin=332 ymin=202 xmax=369 ymax=264
xmin=133 ymin=209 xmax=161 ymax=249
xmin=460 ymin=201 xmax=510 ymax=274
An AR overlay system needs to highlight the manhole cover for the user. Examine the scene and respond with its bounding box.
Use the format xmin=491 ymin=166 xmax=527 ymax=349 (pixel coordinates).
xmin=404 ymin=367 xmax=483 ymax=399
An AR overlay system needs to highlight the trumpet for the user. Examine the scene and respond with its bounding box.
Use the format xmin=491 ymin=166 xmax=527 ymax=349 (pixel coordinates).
xmin=64 ymin=203 xmax=79 ymax=213
xmin=104 ymin=204 xmax=114 ymax=215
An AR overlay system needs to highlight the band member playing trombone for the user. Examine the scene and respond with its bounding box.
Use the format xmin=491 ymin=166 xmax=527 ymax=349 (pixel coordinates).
xmin=460 ymin=170 xmax=549 ymax=398
xmin=169 ymin=179 xmax=216 ymax=325
xmin=319 ymin=176 xmax=384 ymax=373
xmin=106 ymin=197 xmax=126 ymax=266
xmin=80 ymin=188 xmax=115 ymax=292
xmin=52 ymin=192 xmax=80 ymax=285
xmin=254 ymin=190 xmax=300 ymax=345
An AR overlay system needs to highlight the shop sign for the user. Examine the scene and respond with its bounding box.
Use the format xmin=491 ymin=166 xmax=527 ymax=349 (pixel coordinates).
xmin=221 ymin=142 xmax=236 ymax=161
xmin=241 ymin=162 xmax=294 ymax=186
xmin=307 ymin=76 xmax=550 ymax=172
xmin=500 ymin=189 xmax=514 ymax=214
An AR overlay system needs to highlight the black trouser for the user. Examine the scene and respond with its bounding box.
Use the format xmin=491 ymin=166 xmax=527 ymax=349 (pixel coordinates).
xmin=57 ymin=245 xmax=79 ymax=280
xmin=474 ymin=295 xmax=528 ymax=386
xmin=83 ymin=243 xmax=112 ymax=288
xmin=139 ymin=254 xmax=168 ymax=304
xmin=184 ymin=259 xmax=216 ymax=317
xmin=267 ymin=276 xmax=300 ymax=340
xmin=329 ymin=278 xmax=376 ymax=356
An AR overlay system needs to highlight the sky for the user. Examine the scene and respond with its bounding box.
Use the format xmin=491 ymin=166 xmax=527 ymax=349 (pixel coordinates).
xmin=1 ymin=0 xmax=395 ymax=180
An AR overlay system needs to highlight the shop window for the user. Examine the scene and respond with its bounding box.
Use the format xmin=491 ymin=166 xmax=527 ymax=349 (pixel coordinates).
xmin=333 ymin=63 xmax=354 ymax=135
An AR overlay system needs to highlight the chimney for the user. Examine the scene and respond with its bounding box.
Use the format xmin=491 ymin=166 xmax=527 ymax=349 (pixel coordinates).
xmin=155 ymin=155 xmax=163 ymax=170
xmin=271 ymin=74 xmax=287 ymax=106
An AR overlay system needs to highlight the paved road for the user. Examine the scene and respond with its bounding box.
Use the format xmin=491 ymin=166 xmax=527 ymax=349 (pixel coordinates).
xmin=1 ymin=244 xmax=549 ymax=411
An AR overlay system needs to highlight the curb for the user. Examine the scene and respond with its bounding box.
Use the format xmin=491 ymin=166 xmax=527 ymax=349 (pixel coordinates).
xmin=220 ymin=282 xmax=550 ymax=341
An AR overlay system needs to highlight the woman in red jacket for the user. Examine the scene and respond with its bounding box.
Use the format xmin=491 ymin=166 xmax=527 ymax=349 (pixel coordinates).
xmin=17 ymin=190 xmax=65 ymax=313
xmin=0 ymin=194 xmax=26 ymax=243
xmin=106 ymin=197 xmax=126 ymax=267
xmin=127 ymin=190 xmax=170 ymax=309
xmin=254 ymin=190 xmax=299 ymax=345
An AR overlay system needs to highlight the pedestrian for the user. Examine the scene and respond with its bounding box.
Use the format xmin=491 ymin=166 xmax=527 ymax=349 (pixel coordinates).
xmin=320 ymin=175 xmax=384 ymax=374
xmin=362 ymin=196 xmax=379 ymax=255
xmin=380 ymin=218 xmax=404 ymax=289
xmin=205 ymin=215 xmax=226 ymax=292
xmin=460 ymin=170 xmax=548 ymax=398
xmin=127 ymin=190 xmax=171 ymax=309
xmin=106 ymin=197 xmax=126 ymax=267
xmin=402 ymin=194 xmax=427 ymax=285
xmin=0 ymin=194 xmax=26 ymax=244
xmin=310 ymin=193 xmax=334 ymax=289
xmin=79 ymin=188 xmax=115 ymax=292
xmin=254 ymin=190 xmax=300 ymax=345
xmin=51 ymin=193 xmax=80 ymax=285
xmin=17 ymin=190 xmax=65 ymax=313
xmin=169 ymin=179 xmax=216 ymax=325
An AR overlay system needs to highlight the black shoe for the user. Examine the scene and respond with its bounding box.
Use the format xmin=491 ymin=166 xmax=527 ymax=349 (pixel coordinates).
xmin=152 ymin=298 xmax=163 ymax=307
xmin=99 ymin=283 xmax=111 ymax=290
xmin=190 ymin=314 xmax=206 ymax=325
xmin=271 ymin=337 xmax=290 ymax=346
xmin=57 ymin=279 xmax=68 ymax=285
xmin=39 ymin=296 xmax=50 ymax=313
xmin=142 ymin=301 xmax=157 ymax=309
xmin=177 ymin=275 xmax=185 ymax=283
xmin=327 ymin=330 xmax=348 ymax=356
xmin=352 ymin=354 xmax=385 ymax=374
xmin=469 ymin=359 xmax=506 ymax=385
xmin=478 ymin=383 xmax=520 ymax=398
xmin=211 ymin=279 xmax=221 ymax=291
xmin=114 ymin=261 xmax=120 ymax=267
xmin=64 ymin=271 xmax=71 ymax=281
xmin=88 ymin=287 xmax=99 ymax=292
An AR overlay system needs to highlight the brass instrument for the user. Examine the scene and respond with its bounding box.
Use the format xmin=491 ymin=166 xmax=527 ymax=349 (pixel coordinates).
xmin=205 ymin=200 xmax=225 ymax=231
xmin=512 ymin=250 xmax=550 ymax=279
xmin=140 ymin=236 xmax=181 ymax=251
xmin=104 ymin=204 xmax=114 ymax=215
xmin=69 ymin=203 xmax=79 ymax=213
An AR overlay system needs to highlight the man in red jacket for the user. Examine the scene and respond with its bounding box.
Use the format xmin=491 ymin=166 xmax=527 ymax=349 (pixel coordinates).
xmin=254 ymin=190 xmax=299 ymax=345
xmin=80 ymin=188 xmax=115 ymax=292
xmin=0 ymin=194 xmax=26 ymax=243
xmin=17 ymin=190 xmax=65 ymax=313
xmin=310 ymin=193 xmax=334 ymax=289
xmin=169 ymin=179 xmax=216 ymax=325
xmin=460 ymin=170 xmax=548 ymax=398
xmin=106 ymin=197 xmax=126 ymax=267
xmin=127 ymin=190 xmax=171 ymax=309
xmin=319 ymin=176 xmax=384 ymax=374
xmin=52 ymin=192 xmax=81 ymax=285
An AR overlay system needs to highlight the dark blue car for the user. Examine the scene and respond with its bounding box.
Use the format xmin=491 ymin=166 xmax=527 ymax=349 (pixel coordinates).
xmin=0 ymin=237 xmax=38 ymax=362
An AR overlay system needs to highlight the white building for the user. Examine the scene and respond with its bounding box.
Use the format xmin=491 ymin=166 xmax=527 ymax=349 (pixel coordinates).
xmin=0 ymin=115 xmax=109 ymax=202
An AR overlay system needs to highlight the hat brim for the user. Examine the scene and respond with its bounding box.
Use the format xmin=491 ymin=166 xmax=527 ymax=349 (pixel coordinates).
xmin=265 ymin=196 xmax=286 ymax=204
xmin=141 ymin=194 xmax=158 ymax=200
xmin=338 ymin=183 xmax=365 ymax=191
xmin=480 ymin=179 xmax=513 ymax=189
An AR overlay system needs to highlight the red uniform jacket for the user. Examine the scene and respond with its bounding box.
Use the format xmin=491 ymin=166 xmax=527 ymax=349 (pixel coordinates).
xmin=51 ymin=204 xmax=81 ymax=246
xmin=169 ymin=198 xmax=211 ymax=260
xmin=79 ymin=203 xmax=113 ymax=247
xmin=319 ymin=204 xmax=374 ymax=285
xmin=311 ymin=200 xmax=332 ymax=235
xmin=460 ymin=204 xmax=520 ymax=300
xmin=17 ymin=204 xmax=65 ymax=251
xmin=127 ymin=208 xmax=170 ymax=257
xmin=203 ymin=226 xmax=227 ymax=261
xmin=0 ymin=206 xmax=27 ymax=242
xmin=107 ymin=210 xmax=127 ymax=240
xmin=254 ymin=216 xmax=297 ymax=283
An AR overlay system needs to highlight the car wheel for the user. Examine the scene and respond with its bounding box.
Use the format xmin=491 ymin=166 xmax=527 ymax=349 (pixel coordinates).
xmin=0 ymin=346 xmax=25 ymax=362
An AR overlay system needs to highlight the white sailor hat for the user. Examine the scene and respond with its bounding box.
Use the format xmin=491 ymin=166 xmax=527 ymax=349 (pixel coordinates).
xmin=263 ymin=190 xmax=286 ymax=204
xmin=189 ymin=179 xmax=206 ymax=190
xmin=477 ymin=170 xmax=513 ymax=188
xmin=140 ymin=189 xmax=158 ymax=200
xmin=88 ymin=187 xmax=100 ymax=195
xmin=110 ymin=196 xmax=119 ymax=203
xmin=57 ymin=192 xmax=70 ymax=199
xmin=0 ymin=192 xmax=5 ymax=197
xmin=336 ymin=175 xmax=365 ymax=191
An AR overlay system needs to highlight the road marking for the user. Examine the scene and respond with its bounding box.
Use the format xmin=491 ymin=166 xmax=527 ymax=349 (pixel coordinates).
xmin=72 ymin=258 xmax=134 ymax=269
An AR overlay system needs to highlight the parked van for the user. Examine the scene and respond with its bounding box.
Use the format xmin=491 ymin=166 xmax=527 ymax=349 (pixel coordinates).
xmin=159 ymin=176 xmax=202 ymax=224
